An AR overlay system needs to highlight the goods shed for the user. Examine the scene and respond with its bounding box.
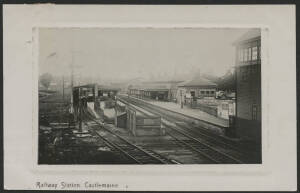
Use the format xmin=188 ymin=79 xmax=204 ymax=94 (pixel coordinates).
xmin=128 ymin=81 xmax=183 ymax=101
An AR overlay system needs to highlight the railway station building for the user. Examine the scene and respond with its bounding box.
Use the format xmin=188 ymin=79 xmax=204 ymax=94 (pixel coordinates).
xmin=128 ymin=80 xmax=183 ymax=102
xmin=233 ymin=29 xmax=261 ymax=142
xmin=176 ymin=76 xmax=217 ymax=106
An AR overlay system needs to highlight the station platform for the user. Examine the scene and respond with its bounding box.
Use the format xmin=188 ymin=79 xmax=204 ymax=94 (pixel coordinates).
xmin=127 ymin=96 xmax=229 ymax=128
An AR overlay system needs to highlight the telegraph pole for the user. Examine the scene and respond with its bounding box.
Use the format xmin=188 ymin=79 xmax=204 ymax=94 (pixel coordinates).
xmin=62 ymin=75 xmax=65 ymax=102
xmin=70 ymin=53 xmax=74 ymax=111
xmin=60 ymin=75 xmax=65 ymax=125
xmin=68 ymin=52 xmax=75 ymax=130
xmin=78 ymin=72 xmax=82 ymax=132
xmin=69 ymin=49 xmax=84 ymax=131
xmin=78 ymin=87 xmax=82 ymax=132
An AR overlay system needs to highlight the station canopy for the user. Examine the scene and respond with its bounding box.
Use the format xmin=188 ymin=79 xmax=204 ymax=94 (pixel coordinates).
xmin=129 ymin=83 xmax=171 ymax=92
xmin=74 ymin=83 xmax=121 ymax=91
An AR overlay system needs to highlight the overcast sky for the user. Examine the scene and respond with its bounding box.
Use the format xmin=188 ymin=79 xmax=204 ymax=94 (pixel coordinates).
xmin=39 ymin=28 xmax=250 ymax=81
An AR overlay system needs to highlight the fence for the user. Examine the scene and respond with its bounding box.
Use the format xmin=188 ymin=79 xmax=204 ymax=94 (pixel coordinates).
xmin=192 ymin=99 xmax=235 ymax=120
xmin=116 ymin=98 xmax=163 ymax=136
xmin=194 ymin=103 xmax=218 ymax=117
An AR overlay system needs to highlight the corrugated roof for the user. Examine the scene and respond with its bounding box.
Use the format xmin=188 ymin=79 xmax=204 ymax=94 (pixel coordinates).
xmin=129 ymin=83 xmax=171 ymax=91
xmin=74 ymin=83 xmax=96 ymax=89
xmin=233 ymin=29 xmax=261 ymax=45
xmin=178 ymin=76 xmax=217 ymax=87
xmin=142 ymin=80 xmax=184 ymax=84
xmin=98 ymin=85 xmax=121 ymax=91
xmin=144 ymin=84 xmax=170 ymax=91
xmin=74 ymin=84 xmax=121 ymax=90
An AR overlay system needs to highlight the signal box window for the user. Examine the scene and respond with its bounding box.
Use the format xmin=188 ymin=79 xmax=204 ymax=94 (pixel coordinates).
xmin=241 ymin=67 xmax=250 ymax=81
xmin=248 ymin=47 xmax=252 ymax=61
xmin=239 ymin=49 xmax=243 ymax=62
xmin=252 ymin=46 xmax=258 ymax=60
xmin=191 ymin=91 xmax=195 ymax=97
xmin=243 ymin=49 xmax=248 ymax=62
xmin=252 ymin=104 xmax=258 ymax=120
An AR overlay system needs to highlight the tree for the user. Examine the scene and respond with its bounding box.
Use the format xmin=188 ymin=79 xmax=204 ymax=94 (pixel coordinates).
xmin=216 ymin=69 xmax=236 ymax=92
xmin=40 ymin=73 xmax=53 ymax=90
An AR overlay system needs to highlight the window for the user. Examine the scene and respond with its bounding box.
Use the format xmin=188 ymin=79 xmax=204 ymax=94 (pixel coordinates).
xmin=252 ymin=46 xmax=258 ymax=60
xmin=239 ymin=49 xmax=243 ymax=62
xmin=252 ymin=65 xmax=257 ymax=74
xmin=200 ymin=90 xmax=205 ymax=95
xmin=210 ymin=91 xmax=215 ymax=94
xmin=191 ymin=91 xmax=195 ymax=97
xmin=248 ymin=47 xmax=252 ymax=61
xmin=241 ymin=67 xmax=249 ymax=81
xmin=252 ymin=104 xmax=258 ymax=120
xmin=206 ymin=91 xmax=210 ymax=95
xmin=243 ymin=48 xmax=248 ymax=62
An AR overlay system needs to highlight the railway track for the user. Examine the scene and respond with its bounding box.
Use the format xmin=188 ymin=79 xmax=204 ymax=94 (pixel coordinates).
xmin=171 ymin=122 xmax=248 ymax=160
xmin=118 ymin=96 xmax=245 ymax=164
xmin=119 ymin=96 xmax=235 ymax=147
xmin=165 ymin=126 xmax=242 ymax=164
xmin=83 ymin=111 xmax=177 ymax=164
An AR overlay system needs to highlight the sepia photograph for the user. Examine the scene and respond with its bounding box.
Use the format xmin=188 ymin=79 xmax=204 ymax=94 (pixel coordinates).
xmin=38 ymin=27 xmax=262 ymax=165
xmin=4 ymin=4 xmax=296 ymax=191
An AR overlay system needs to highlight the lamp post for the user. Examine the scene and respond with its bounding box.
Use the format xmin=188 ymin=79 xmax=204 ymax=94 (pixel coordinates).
xmin=62 ymin=75 xmax=64 ymax=102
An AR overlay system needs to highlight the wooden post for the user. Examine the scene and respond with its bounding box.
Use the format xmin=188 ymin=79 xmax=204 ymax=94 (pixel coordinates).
xmin=78 ymin=87 xmax=82 ymax=132
xmin=132 ymin=111 xmax=136 ymax=136
xmin=79 ymin=101 xmax=82 ymax=132
xmin=126 ymin=108 xmax=129 ymax=130
xmin=114 ymin=99 xmax=118 ymax=127
xmin=94 ymin=84 xmax=98 ymax=104
xmin=62 ymin=75 xmax=65 ymax=102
